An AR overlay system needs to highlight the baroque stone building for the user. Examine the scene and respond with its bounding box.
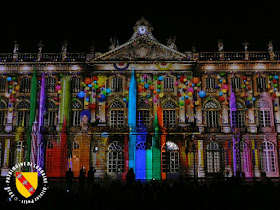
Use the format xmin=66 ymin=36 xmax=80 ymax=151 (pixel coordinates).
xmin=0 ymin=18 xmax=279 ymax=179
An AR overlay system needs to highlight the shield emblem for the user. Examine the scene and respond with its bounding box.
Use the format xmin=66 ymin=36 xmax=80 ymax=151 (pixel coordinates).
xmin=15 ymin=172 xmax=38 ymax=198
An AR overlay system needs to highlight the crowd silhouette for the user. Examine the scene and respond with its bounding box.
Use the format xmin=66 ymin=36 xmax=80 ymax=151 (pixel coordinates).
xmin=1 ymin=170 xmax=280 ymax=210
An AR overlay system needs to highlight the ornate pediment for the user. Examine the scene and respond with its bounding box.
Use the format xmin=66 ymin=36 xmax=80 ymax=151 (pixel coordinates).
xmin=92 ymin=36 xmax=188 ymax=61
xmin=92 ymin=17 xmax=189 ymax=62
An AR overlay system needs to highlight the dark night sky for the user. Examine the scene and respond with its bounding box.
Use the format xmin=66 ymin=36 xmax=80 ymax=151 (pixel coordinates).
xmin=1 ymin=1 xmax=280 ymax=53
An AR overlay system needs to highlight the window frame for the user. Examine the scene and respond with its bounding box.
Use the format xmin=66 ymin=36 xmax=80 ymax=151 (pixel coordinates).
xmin=107 ymin=141 xmax=125 ymax=174
xmin=206 ymin=141 xmax=222 ymax=174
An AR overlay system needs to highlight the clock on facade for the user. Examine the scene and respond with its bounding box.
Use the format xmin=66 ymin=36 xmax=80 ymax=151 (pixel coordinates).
xmin=138 ymin=25 xmax=147 ymax=34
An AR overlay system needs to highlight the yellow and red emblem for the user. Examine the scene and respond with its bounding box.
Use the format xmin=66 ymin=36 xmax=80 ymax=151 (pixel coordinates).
xmin=15 ymin=172 xmax=38 ymax=198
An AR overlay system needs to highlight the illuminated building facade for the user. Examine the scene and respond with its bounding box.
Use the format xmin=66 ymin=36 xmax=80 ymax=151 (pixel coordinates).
xmin=0 ymin=18 xmax=279 ymax=179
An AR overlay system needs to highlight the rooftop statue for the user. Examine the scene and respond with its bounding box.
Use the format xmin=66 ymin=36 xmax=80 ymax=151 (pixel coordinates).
xmin=109 ymin=37 xmax=119 ymax=50
xmin=268 ymin=40 xmax=273 ymax=52
xmin=217 ymin=40 xmax=224 ymax=51
xmin=62 ymin=40 xmax=68 ymax=54
xmin=38 ymin=40 xmax=44 ymax=53
xmin=242 ymin=40 xmax=249 ymax=51
xmin=167 ymin=36 xmax=177 ymax=50
xmin=13 ymin=40 xmax=19 ymax=53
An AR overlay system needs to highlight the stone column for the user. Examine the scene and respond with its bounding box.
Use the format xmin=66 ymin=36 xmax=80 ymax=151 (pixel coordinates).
xmin=197 ymin=140 xmax=205 ymax=177
xmin=247 ymin=75 xmax=257 ymax=133
xmin=1 ymin=139 xmax=11 ymax=176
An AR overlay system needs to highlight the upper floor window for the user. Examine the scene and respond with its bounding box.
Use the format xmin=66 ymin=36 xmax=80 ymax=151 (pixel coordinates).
xmin=256 ymin=77 xmax=267 ymax=92
xmin=0 ymin=77 xmax=6 ymax=93
xmin=231 ymin=77 xmax=241 ymax=92
xmin=163 ymin=76 xmax=175 ymax=92
xmin=205 ymin=77 xmax=216 ymax=93
xmin=46 ymin=77 xmax=56 ymax=93
xmin=111 ymin=77 xmax=123 ymax=92
xmin=162 ymin=100 xmax=177 ymax=128
xmin=20 ymin=77 xmax=30 ymax=93
xmin=71 ymin=77 xmax=80 ymax=93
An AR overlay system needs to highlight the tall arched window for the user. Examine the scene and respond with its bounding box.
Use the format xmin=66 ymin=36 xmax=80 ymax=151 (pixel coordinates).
xmin=107 ymin=142 xmax=124 ymax=174
xmin=109 ymin=100 xmax=125 ymax=128
xmin=44 ymin=100 xmax=57 ymax=128
xmin=232 ymin=101 xmax=245 ymax=128
xmin=262 ymin=141 xmax=276 ymax=173
xmin=72 ymin=100 xmax=83 ymax=127
xmin=240 ymin=141 xmax=249 ymax=173
xmin=16 ymin=101 xmax=30 ymax=127
xmin=206 ymin=141 xmax=222 ymax=173
xmin=204 ymin=100 xmax=220 ymax=128
xmin=137 ymin=99 xmax=151 ymax=127
xmin=257 ymin=100 xmax=272 ymax=127
xmin=162 ymin=100 xmax=177 ymax=128
xmin=0 ymin=99 xmax=7 ymax=128
xmin=162 ymin=141 xmax=180 ymax=173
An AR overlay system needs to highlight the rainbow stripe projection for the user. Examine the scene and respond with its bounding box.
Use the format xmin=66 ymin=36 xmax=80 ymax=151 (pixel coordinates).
xmin=198 ymin=140 xmax=204 ymax=168
xmin=128 ymin=68 xmax=137 ymax=171
xmin=152 ymin=112 xmax=161 ymax=180
xmin=251 ymin=140 xmax=259 ymax=167
xmin=128 ymin=68 xmax=161 ymax=180
xmin=38 ymin=72 xmax=46 ymax=169
xmin=59 ymin=75 xmax=71 ymax=176
xmin=26 ymin=70 xmax=37 ymax=169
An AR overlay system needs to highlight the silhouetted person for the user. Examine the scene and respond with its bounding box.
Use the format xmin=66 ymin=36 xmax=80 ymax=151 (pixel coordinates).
xmin=79 ymin=167 xmax=86 ymax=192
xmin=88 ymin=166 xmax=96 ymax=192
xmin=126 ymin=168 xmax=135 ymax=185
xmin=65 ymin=168 xmax=74 ymax=192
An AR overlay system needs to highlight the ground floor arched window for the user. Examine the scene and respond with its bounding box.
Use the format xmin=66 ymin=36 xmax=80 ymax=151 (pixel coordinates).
xmin=262 ymin=141 xmax=276 ymax=173
xmin=107 ymin=141 xmax=124 ymax=174
xmin=162 ymin=141 xmax=180 ymax=173
xmin=240 ymin=141 xmax=249 ymax=174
